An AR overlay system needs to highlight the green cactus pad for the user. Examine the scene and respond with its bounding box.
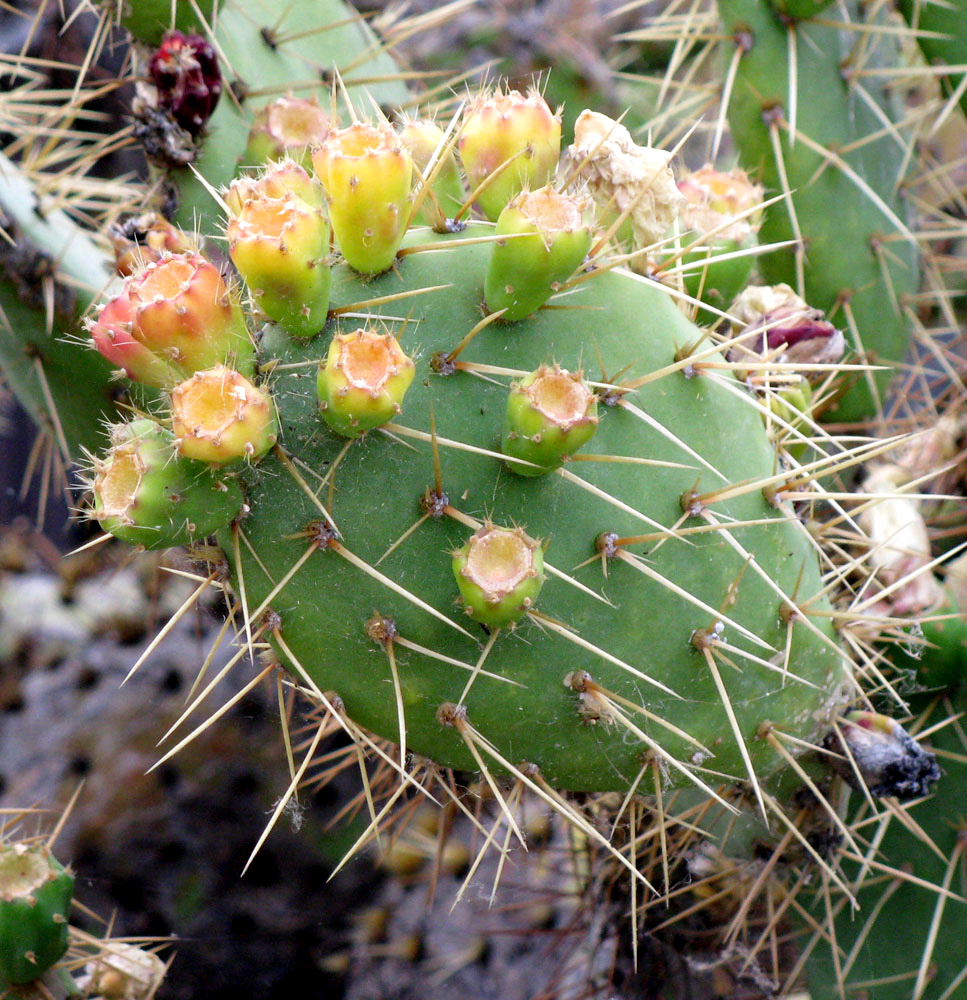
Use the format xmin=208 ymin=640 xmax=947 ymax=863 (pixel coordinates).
xmin=0 ymin=844 xmax=74 ymax=986
xmin=219 ymin=224 xmax=850 ymax=792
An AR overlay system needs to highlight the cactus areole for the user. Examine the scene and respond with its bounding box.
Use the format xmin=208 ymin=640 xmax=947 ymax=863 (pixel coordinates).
xmin=204 ymin=221 xmax=851 ymax=794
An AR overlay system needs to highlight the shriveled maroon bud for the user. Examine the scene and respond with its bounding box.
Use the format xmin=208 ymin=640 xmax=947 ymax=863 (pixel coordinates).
xmin=825 ymin=711 xmax=940 ymax=800
xmin=727 ymin=283 xmax=844 ymax=374
xmin=149 ymin=30 xmax=222 ymax=137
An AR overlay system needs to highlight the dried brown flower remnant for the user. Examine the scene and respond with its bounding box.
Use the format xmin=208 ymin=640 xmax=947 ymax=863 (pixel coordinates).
xmin=567 ymin=110 xmax=683 ymax=250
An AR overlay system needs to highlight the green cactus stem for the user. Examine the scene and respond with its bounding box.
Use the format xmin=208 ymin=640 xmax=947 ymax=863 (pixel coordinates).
xmin=0 ymin=153 xmax=124 ymax=460
xmin=0 ymin=843 xmax=74 ymax=986
xmin=806 ymin=693 xmax=967 ymax=1000
xmin=115 ymin=0 xmax=217 ymax=46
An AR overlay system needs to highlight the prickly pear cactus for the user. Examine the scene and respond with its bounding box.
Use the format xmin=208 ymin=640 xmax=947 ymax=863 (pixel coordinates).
xmin=80 ymin=86 xmax=863 ymax=798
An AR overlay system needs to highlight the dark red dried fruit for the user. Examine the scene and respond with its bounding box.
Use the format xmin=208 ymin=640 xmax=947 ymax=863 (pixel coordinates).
xmin=149 ymin=31 xmax=222 ymax=137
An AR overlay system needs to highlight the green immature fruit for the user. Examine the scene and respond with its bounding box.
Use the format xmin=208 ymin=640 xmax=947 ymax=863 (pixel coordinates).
xmin=484 ymin=187 xmax=593 ymax=321
xmin=243 ymin=96 xmax=331 ymax=170
xmin=502 ymin=365 xmax=598 ymax=475
xmin=458 ymin=89 xmax=562 ymax=222
xmin=225 ymin=222 xmax=849 ymax=793
xmin=93 ymin=419 xmax=244 ymax=548
xmin=452 ymin=525 xmax=545 ymax=628
xmin=398 ymin=118 xmax=466 ymax=227
xmin=717 ymin=0 xmax=917 ymax=421
xmin=667 ymin=165 xmax=762 ymax=319
xmin=227 ymin=190 xmax=331 ymax=338
xmin=317 ymin=329 xmax=416 ymax=438
xmin=171 ymin=366 xmax=278 ymax=465
xmin=312 ymin=123 xmax=414 ymax=275
xmin=0 ymin=844 xmax=73 ymax=986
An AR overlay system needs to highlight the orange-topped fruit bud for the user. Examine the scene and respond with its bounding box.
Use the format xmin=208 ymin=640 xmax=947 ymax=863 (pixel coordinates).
xmin=311 ymin=122 xmax=413 ymax=274
xmin=502 ymin=364 xmax=598 ymax=475
xmin=398 ymin=117 xmax=465 ymax=227
xmin=458 ymin=88 xmax=561 ymax=221
xmin=317 ymin=328 xmax=415 ymax=437
xmin=124 ymin=251 xmax=255 ymax=379
xmin=171 ymin=365 xmax=277 ymax=465
xmin=452 ymin=524 xmax=544 ymax=628
xmin=227 ymin=190 xmax=331 ymax=338
xmin=88 ymin=291 xmax=181 ymax=387
xmin=226 ymin=159 xmax=324 ymax=214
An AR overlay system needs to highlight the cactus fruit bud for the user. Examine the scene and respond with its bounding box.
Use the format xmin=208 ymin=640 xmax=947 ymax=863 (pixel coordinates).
xmin=148 ymin=31 xmax=222 ymax=137
xmin=226 ymin=160 xmax=325 ymax=215
xmin=763 ymin=377 xmax=813 ymax=461
xmin=398 ymin=118 xmax=466 ymax=226
xmin=311 ymin=122 xmax=413 ymax=274
xmin=92 ymin=418 xmax=244 ymax=548
xmin=122 ymin=252 xmax=255 ymax=379
xmin=458 ymin=89 xmax=562 ymax=221
xmin=826 ymin=712 xmax=941 ymax=800
xmin=727 ymin=283 xmax=845 ymax=374
xmin=484 ymin=187 xmax=593 ymax=320
xmin=244 ymin=96 xmax=331 ymax=169
xmin=502 ymin=364 xmax=598 ymax=475
xmin=567 ymin=110 xmax=683 ymax=250
xmin=668 ymin=165 xmax=763 ymax=312
xmin=0 ymin=842 xmax=73 ymax=985
xmin=317 ymin=329 xmax=415 ymax=438
xmin=452 ymin=524 xmax=545 ymax=628
xmin=171 ymin=366 xmax=278 ymax=465
xmin=88 ymin=291 xmax=182 ymax=387
xmin=227 ymin=191 xmax=331 ymax=338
